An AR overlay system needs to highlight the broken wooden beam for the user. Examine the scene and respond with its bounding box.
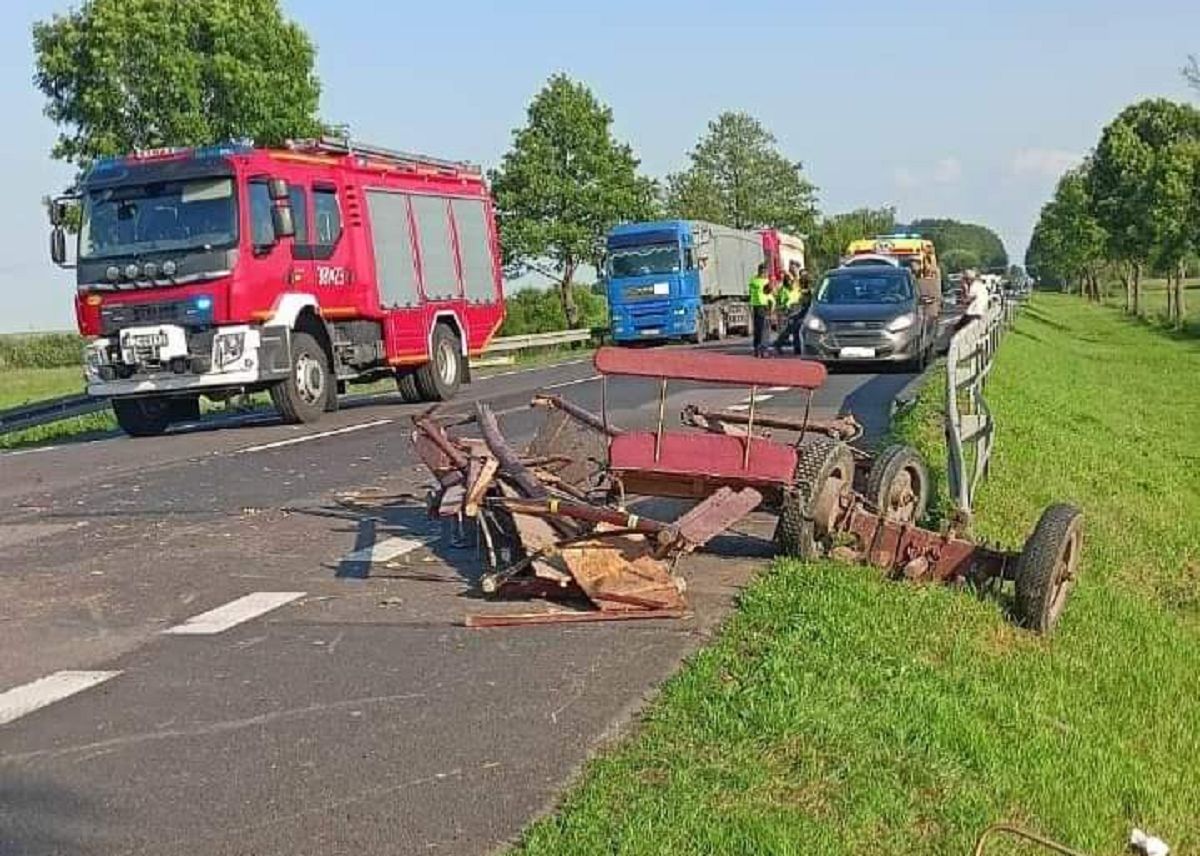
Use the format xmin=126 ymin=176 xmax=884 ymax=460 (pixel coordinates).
xmin=476 ymin=402 xmax=548 ymax=499
xmin=531 ymin=393 xmax=623 ymax=436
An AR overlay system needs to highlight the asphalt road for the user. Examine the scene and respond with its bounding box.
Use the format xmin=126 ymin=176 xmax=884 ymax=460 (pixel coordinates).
xmin=0 ymin=342 xmax=918 ymax=856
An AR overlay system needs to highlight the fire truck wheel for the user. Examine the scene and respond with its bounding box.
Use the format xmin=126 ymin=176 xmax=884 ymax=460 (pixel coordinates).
xmin=415 ymin=324 xmax=463 ymax=401
xmin=774 ymin=436 xmax=854 ymax=559
xmin=270 ymin=332 xmax=329 ymax=424
xmin=1014 ymin=503 xmax=1083 ymax=633
xmin=396 ymin=371 xmax=422 ymax=403
xmin=112 ymin=396 xmax=173 ymax=437
xmin=865 ymin=444 xmax=929 ymax=525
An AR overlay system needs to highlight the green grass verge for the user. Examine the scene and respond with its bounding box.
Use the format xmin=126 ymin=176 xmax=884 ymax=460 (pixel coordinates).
xmin=0 ymin=366 xmax=116 ymax=450
xmin=516 ymin=293 xmax=1200 ymax=854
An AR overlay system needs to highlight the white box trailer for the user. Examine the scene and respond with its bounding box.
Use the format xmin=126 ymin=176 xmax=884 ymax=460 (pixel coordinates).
xmin=691 ymin=221 xmax=765 ymax=336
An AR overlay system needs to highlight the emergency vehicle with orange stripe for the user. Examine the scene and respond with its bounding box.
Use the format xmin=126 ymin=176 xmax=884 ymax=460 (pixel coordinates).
xmin=48 ymin=137 xmax=504 ymax=436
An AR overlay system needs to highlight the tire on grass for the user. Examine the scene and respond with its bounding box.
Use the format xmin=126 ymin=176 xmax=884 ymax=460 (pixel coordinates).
xmin=774 ymin=436 xmax=854 ymax=559
xmin=1014 ymin=503 xmax=1083 ymax=633
xmin=865 ymin=444 xmax=930 ymax=525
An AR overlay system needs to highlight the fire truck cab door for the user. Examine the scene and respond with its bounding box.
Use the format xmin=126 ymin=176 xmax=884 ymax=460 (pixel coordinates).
xmin=289 ymin=180 xmax=354 ymax=301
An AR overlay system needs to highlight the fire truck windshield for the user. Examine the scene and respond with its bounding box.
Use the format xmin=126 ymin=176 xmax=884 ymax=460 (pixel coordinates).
xmin=608 ymin=243 xmax=681 ymax=278
xmin=79 ymin=177 xmax=237 ymax=260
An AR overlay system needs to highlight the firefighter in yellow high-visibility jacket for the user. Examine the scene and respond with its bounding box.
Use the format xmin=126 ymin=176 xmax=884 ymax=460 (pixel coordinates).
xmin=773 ymin=269 xmax=811 ymax=355
xmin=748 ymin=262 xmax=772 ymax=357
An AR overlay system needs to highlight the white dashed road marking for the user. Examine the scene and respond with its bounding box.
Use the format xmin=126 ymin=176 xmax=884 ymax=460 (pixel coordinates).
xmin=164 ymin=592 xmax=306 ymax=635
xmin=0 ymin=671 xmax=121 ymax=727
xmin=541 ymin=374 xmax=602 ymax=391
xmin=727 ymin=404 xmax=751 ymax=412
xmin=234 ymin=419 xmax=393 ymax=454
xmin=766 ymin=386 xmax=790 ymax=392
xmin=343 ymin=536 xmax=433 ymax=564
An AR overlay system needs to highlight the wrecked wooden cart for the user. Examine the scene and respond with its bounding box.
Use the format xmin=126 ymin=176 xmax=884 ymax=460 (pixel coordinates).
xmin=412 ymin=347 xmax=1082 ymax=633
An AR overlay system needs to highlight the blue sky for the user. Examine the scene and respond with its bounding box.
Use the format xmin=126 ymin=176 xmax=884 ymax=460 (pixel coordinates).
xmin=3 ymin=0 xmax=1197 ymax=332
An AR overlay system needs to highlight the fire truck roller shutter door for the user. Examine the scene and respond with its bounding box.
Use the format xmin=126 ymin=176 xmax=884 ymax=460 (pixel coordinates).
xmin=411 ymin=195 xmax=460 ymax=301
xmin=450 ymin=198 xmax=499 ymax=304
xmin=365 ymin=190 xmax=420 ymax=307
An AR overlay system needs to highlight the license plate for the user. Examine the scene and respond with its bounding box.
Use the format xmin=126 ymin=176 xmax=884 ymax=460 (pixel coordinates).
xmin=130 ymin=332 xmax=169 ymax=348
xmin=840 ymin=346 xmax=876 ymax=359
xmin=641 ymin=328 xmax=660 ymax=336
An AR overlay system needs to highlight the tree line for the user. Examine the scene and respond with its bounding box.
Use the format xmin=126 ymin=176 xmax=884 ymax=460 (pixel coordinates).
xmin=33 ymin=0 xmax=1007 ymax=330
xmin=1026 ymin=61 xmax=1200 ymax=327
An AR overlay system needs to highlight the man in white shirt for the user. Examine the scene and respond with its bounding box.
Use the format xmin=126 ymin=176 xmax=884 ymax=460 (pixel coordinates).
xmin=956 ymin=268 xmax=989 ymax=333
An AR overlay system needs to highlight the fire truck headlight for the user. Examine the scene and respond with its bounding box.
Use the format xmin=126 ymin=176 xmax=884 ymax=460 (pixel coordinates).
xmin=212 ymin=331 xmax=246 ymax=369
xmin=84 ymin=340 xmax=110 ymax=377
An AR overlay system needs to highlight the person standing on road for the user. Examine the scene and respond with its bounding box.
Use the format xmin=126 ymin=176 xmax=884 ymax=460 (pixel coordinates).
xmin=955 ymin=268 xmax=989 ymax=333
xmin=748 ymin=262 xmax=772 ymax=357
xmin=772 ymin=270 xmax=810 ymax=355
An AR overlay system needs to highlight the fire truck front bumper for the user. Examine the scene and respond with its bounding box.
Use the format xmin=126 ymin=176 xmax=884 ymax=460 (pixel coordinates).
xmin=84 ymin=324 xmax=292 ymax=397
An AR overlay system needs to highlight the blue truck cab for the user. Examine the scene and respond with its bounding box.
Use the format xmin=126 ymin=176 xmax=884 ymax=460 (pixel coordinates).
xmin=605 ymin=220 xmax=701 ymax=343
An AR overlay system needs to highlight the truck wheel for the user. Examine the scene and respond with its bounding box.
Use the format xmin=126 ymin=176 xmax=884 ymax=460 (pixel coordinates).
xmin=865 ymin=444 xmax=929 ymax=524
xmin=774 ymin=436 xmax=855 ymax=558
xmin=1014 ymin=503 xmax=1083 ymax=633
xmin=270 ymin=331 xmax=328 ymax=424
xmin=415 ymin=324 xmax=463 ymax=401
xmin=396 ymin=370 xmax=422 ymax=403
xmin=170 ymin=395 xmax=201 ymax=424
xmin=112 ymin=396 xmax=173 ymax=437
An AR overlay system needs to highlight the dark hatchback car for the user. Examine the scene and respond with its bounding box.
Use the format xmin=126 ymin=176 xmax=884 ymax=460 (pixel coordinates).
xmin=801 ymin=265 xmax=937 ymax=369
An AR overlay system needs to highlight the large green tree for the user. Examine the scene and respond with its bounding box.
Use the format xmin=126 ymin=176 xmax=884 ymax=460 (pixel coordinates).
xmin=1145 ymin=139 xmax=1200 ymax=325
xmin=33 ymin=0 xmax=322 ymax=170
xmin=1088 ymin=98 xmax=1200 ymax=315
xmin=666 ymin=112 xmax=818 ymax=236
xmin=1185 ymin=55 xmax=1200 ymax=94
xmin=1025 ymin=164 xmax=1107 ymax=299
xmin=490 ymin=75 xmax=658 ymax=327
xmin=908 ymin=219 xmax=1008 ymax=272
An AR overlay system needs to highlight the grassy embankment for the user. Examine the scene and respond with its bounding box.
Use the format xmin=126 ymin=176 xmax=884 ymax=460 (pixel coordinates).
xmin=0 ymin=333 xmax=115 ymax=449
xmin=517 ymin=293 xmax=1200 ymax=854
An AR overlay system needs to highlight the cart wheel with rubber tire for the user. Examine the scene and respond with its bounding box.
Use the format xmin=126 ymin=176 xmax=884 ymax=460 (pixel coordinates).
xmin=112 ymin=396 xmax=174 ymax=437
xmin=270 ymin=331 xmax=329 ymax=424
xmin=865 ymin=444 xmax=930 ymax=525
xmin=1014 ymin=503 xmax=1083 ymax=633
xmin=774 ymin=436 xmax=855 ymax=558
xmin=415 ymin=324 xmax=463 ymax=401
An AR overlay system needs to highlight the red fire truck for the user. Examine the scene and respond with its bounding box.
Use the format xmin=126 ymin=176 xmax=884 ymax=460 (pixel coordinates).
xmin=48 ymin=137 xmax=505 ymax=436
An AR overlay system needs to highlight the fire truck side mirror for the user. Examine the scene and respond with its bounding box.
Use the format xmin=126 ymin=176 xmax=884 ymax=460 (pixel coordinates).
xmin=271 ymin=205 xmax=296 ymax=241
xmin=267 ymin=178 xmax=289 ymax=201
xmin=50 ymin=227 xmax=67 ymax=266
xmin=48 ymin=199 xmax=69 ymax=226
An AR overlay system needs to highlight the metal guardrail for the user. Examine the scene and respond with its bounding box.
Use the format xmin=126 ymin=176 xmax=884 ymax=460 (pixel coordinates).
xmin=0 ymin=392 xmax=106 ymax=436
xmin=0 ymin=328 xmax=599 ymax=438
xmin=483 ymin=328 xmax=593 ymax=353
xmin=945 ymin=294 xmax=1022 ymax=516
